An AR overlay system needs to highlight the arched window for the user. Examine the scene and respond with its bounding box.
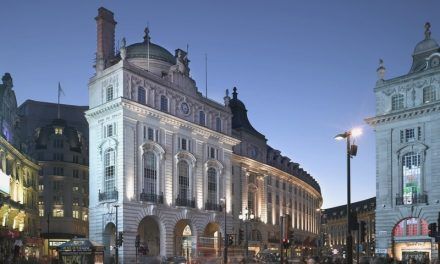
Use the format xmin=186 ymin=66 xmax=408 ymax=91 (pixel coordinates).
xmin=215 ymin=117 xmax=221 ymax=132
xmin=106 ymin=86 xmax=114 ymax=102
xmin=104 ymin=148 xmax=115 ymax=193
xmin=391 ymin=94 xmax=404 ymax=110
xmin=160 ymin=95 xmax=168 ymax=112
xmin=402 ymin=152 xmax=421 ymax=205
xmin=138 ymin=87 xmax=146 ymax=105
xmin=178 ymin=160 xmax=190 ymax=200
xmin=143 ymin=151 xmax=157 ymax=195
xmin=207 ymin=168 xmax=217 ymax=204
xmin=423 ymin=86 xmax=436 ymax=103
xmin=199 ymin=111 xmax=206 ymax=126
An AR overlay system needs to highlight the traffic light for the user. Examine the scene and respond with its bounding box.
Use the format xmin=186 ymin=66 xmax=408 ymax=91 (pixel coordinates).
xmin=428 ymin=223 xmax=437 ymax=238
xmin=228 ymin=234 xmax=234 ymax=246
xmin=238 ymin=229 xmax=244 ymax=244
xmin=359 ymin=221 xmax=367 ymax=243
xmin=282 ymin=238 xmax=290 ymax=249
xmin=118 ymin=232 xmax=124 ymax=246
xmin=350 ymin=213 xmax=359 ymax=231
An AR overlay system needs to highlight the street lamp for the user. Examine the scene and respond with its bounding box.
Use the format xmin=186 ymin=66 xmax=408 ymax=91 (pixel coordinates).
xmin=238 ymin=208 xmax=254 ymax=262
xmin=220 ymin=198 xmax=227 ymax=264
xmin=334 ymin=128 xmax=361 ymax=264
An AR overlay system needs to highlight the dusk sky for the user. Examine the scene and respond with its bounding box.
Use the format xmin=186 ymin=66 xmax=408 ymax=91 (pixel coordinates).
xmin=2 ymin=1 xmax=440 ymax=208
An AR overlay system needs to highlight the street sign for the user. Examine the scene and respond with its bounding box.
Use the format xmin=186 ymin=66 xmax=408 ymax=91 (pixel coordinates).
xmin=375 ymin=248 xmax=387 ymax=254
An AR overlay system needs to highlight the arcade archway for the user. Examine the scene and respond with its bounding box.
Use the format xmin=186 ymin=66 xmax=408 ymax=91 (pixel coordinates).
xmin=174 ymin=219 xmax=195 ymax=260
xmin=137 ymin=216 xmax=161 ymax=256
xmin=103 ymin=222 xmax=116 ymax=264
xmin=200 ymin=222 xmax=222 ymax=257
xmin=392 ymin=217 xmax=431 ymax=262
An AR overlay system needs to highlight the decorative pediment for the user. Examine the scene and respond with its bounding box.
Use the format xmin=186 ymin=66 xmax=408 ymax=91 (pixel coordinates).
xmin=139 ymin=141 xmax=165 ymax=160
xmin=396 ymin=142 xmax=428 ymax=163
xmin=204 ymin=159 xmax=224 ymax=175
xmin=98 ymin=137 xmax=119 ymax=157
xmin=175 ymin=151 xmax=196 ymax=167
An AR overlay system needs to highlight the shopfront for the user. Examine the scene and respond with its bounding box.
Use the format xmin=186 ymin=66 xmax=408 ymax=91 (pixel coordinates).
xmin=392 ymin=218 xmax=432 ymax=262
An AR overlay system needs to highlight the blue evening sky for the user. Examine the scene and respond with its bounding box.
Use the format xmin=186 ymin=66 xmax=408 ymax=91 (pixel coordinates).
xmin=1 ymin=1 xmax=440 ymax=208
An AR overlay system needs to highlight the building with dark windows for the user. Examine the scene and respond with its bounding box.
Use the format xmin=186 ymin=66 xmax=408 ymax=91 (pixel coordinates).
xmin=18 ymin=100 xmax=89 ymax=261
xmin=366 ymin=23 xmax=440 ymax=262
xmin=228 ymin=88 xmax=323 ymax=257
xmin=0 ymin=73 xmax=41 ymax=260
xmin=320 ymin=197 xmax=375 ymax=258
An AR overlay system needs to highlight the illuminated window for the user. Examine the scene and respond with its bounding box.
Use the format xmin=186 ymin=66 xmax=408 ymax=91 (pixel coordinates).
xmin=82 ymin=213 xmax=88 ymax=221
xmin=73 ymin=186 xmax=79 ymax=192
xmin=402 ymin=152 xmax=421 ymax=205
xmin=39 ymin=209 xmax=44 ymax=217
xmin=423 ymin=86 xmax=436 ymax=103
xmin=106 ymin=86 xmax=114 ymax=102
xmin=73 ymin=210 xmax=80 ymax=219
xmin=104 ymin=148 xmax=115 ymax=193
xmin=178 ymin=160 xmax=190 ymax=200
xmin=207 ymin=168 xmax=217 ymax=204
xmin=53 ymin=209 xmax=64 ymax=217
xmin=391 ymin=94 xmax=404 ymax=111
xmin=143 ymin=151 xmax=157 ymax=195
xmin=38 ymin=185 xmax=44 ymax=191
xmin=54 ymin=127 xmax=63 ymax=135
xmin=138 ymin=87 xmax=146 ymax=105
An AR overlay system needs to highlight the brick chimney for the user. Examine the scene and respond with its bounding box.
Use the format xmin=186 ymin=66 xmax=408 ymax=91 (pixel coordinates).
xmin=95 ymin=7 xmax=117 ymax=72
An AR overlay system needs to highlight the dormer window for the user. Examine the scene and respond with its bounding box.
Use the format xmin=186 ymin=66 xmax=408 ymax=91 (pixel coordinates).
xmin=199 ymin=111 xmax=206 ymax=126
xmin=423 ymin=86 xmax=436 ymax=104
xmin=391 ymin=94 xmax=404 ymax=111
xmin=138 ymin=87 xmax=146 ymax=105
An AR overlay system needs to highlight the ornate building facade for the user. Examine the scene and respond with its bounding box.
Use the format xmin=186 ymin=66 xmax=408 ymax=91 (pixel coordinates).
xmin=18 ymin=100 xmax=89 ymax=260
xmin=321 ymin=197 xmax=375 ymax=257
xmin=87 ymin=8 xmax=239 ymax=263
xmin=228 ymin=88 xmax=323 ymax=256
xmin=366 ymin=23 xmax=440 ymax=262
xmin=0 ymin=73 xmax=41 ymax=260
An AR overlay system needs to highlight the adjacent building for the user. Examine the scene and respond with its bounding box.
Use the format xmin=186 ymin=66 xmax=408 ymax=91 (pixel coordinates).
xmin=87 ymin=8 xmax=239 ymax=263
xmin=321 ymin=197 xmax=375 ymax=257
xmin=366 ymin=23 xmax=440 ymax=262
xmin=228 ymin=88 xmax=323 ymax=256
xmin=0 ymin=73 xmax=41 ymax=260
xmin=18 ymin=100 xmax=89 ymax=260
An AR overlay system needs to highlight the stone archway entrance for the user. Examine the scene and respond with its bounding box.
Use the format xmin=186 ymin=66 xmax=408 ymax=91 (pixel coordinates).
xmin=174 ymin=219 xmax=195 ymax=261
xmin=392 ymin=217 xmax=431 ymax=263
xmin=200 ymin=222 xmax=222 ymax=257
xmin=138 ymin=216 xmax=161 ymax=257
xmin=103 ymin=222 xmax=116 ymax=264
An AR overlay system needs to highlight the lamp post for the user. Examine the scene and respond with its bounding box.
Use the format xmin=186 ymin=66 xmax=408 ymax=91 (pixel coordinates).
xmin=239 ymin=208 xmax=254 ymax=263
xmin=335 ymin=128 xmax=361 ymax=264
xmin=114 ymin=204 xmax=119 ymax=264
xmin=220 ymin=198 xmax=227 ymax=264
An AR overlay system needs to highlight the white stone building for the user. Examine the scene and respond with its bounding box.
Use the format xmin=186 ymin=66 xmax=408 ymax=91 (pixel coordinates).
xmin=366 ymin=23 xmax=440 ymax=262
xmin=86 ymin=8 xmax=239 ymax=263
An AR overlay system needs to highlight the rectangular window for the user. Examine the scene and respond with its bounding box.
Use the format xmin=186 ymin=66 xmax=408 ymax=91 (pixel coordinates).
xmin=148 ymin=128 xmax=154 ymax=141
xmin=73 ymin=186 xmax=79 ymax=192
xmin=282 ymin=182 xmax=286 ymax=190
xmin=73 ymin=210 xmax=80 ymax=219
xmin=216 ymin=117 xmax=222 ymax=132
xmin=267 ymin=176 xmax=272 ymax=185
xmin=73 ymin=198 xmax=79 ymax=206
xmin=53 ymin=139 xmax=63 ymax=148
xmin=143 ymin=126 xmax=146 ymax=139
xmin=138 ymin=87 xmax=146 ymax=105
xmin=275 ymin=180 xmax=279 ymax=188
xmin=276 ymin=195 xmax=280 ymax=205
xmin=178 ymin=137 xmax=191 ymax=151
xmin=73 ymin=156 xmax=79 ymax=163
xmin=53 ymin=209 xmax=64 ymax=217
xmin=53 ymin=153 xmax=63 ymax=161
xmin=39 ymin=209 xmax=44 ymax=217
xmin=54 ymin=127 xmax=63 ymax=135
xmin=405 ymin=128 xmax=415 ymax=142
xmin=38 ymin=184 xmax=44 ymax=191
xmin=267 ymin=192 xmax=272 ymax=203
xmin=107 ymin=124 xmax=114 ymax=137
xmin=82 ymin=213 xmax=88 ymax=221
xmin=106 ymin=86 xmax=114 ymax=102
xmin=207 ymin=146 xmax=218 ymax=159
xmin=417 ymin=127 xmax=422 ymax=141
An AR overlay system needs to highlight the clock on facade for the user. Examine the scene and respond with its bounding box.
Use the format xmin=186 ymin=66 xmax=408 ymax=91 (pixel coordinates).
xmin=180 ymin=102 xmax=190 ymax=115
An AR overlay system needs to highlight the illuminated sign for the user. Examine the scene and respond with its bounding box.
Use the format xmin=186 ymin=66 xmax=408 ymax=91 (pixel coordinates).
xmin=0 ymin=169 xmax=10 ymax=194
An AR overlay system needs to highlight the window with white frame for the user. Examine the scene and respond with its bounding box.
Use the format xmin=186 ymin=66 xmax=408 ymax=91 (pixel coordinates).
xmin=178 ymin=137 xmax=191 ymax=152
xmin=199 ymin=111 xmax=206 ymax=126
xmin=138 ymin=87 xmax=146 ymax=105
xmin=105 ymin=123 xmax=115 ymax=138
xmin=53 ymin=209 xmax=64 ymax=217
xmin=39 ymin=209 xmax=44 ymax=217
xmin=423 ymin=86 xmax=436 ymax=104
xmin=178 ymin=160 xmax=190 ymax=200
xmin=400 ymin=127 xmax=422 ymax=143
xmin=160 ymin=95 xmax=168 ymax=112
xmin=391 ymin=94 xmax=404 ymax=111
xmin=215 ymin=117 xmax=222 ymax=132
xmin=143 ymin=151 xmax=157 ymax=195
xmin=207 ymin=168 xmax=217 ymax=204
xmin=104 ymin=148 xmax=115 ymax=193
xmin=106 ymin=86 xmax=114 ymax=102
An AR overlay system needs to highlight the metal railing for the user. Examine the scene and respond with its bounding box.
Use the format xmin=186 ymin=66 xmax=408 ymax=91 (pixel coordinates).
xmin=395 ymin=193 xmax=428 ymax=205
xmin=98 ymin=189 xmax=118 ymax=201
xmin=205 ymin=202 xmax=223 ymax=212
xmin=175 ymin=197 xmax=196 ymax=208
xmin=140 ymin=191 xmax=164 ymax=204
